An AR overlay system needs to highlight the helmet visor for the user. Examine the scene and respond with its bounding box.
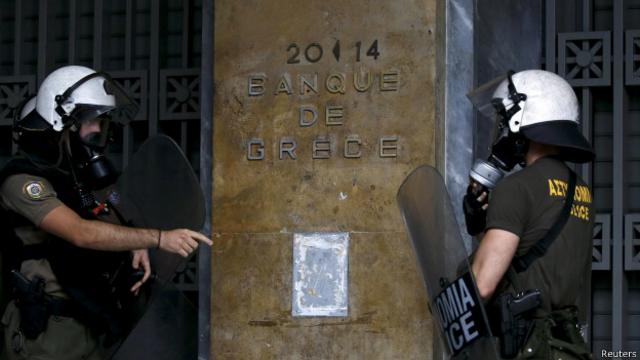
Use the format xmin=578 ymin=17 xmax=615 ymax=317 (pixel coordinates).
xmin=72 ymin=103 xmax=116 ymax=125
xmin=466 ymin=74 xmax=509 ymax=123
xmin=102 ymin=76 xmax=139 ymax=126
xmin=467 ymin=74 xmax=511 ymax=155
xmin=67 ymin=72 xmax=139 ymax=127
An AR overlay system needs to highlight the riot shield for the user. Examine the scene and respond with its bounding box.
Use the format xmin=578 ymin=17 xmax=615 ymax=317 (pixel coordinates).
xmin=115 ymin=134 xmax=205 ymax=281
xmin=108 ymin=134 xmax=205 ymax=359
xmin=115 ymin=134 xmax=204 ymax=231
xmin=110 ymin=281 xmax=198 ymax=360
xmin=397 ymin=165 xmax=500 ymax=360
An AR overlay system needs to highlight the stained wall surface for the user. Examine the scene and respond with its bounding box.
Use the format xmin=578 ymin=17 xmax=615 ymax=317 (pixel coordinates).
xmin=212 ymin=1 xmax=437 ymax=358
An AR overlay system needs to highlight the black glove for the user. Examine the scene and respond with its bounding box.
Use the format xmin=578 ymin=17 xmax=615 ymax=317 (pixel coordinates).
xmin=463 ymin=182 xmax=489 ymax=236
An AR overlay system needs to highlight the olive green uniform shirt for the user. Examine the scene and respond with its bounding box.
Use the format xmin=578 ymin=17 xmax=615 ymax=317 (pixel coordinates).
xmin=486 ymin=157 xmax=594 ymax=320
xmin=0 ymin=173 xmax=120 ymax=360
xmin=0 ymin=174 xmax=65 ymax=297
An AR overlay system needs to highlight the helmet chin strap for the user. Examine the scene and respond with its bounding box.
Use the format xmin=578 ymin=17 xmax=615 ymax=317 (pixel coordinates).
xmin=501 ymin=70 xmax=528 ymax=133
xmin=514 ymin=135 xmax=529 ymax=167
xmin=489 ymin=70 xmax=531 ymax=168
xmin=505 ymin=70 xmax=528 ymax=119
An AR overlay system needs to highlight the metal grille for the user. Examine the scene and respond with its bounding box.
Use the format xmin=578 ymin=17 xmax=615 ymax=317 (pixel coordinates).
xmin=626 ymin=30 xmax=640 ymax=85
xmin=558 ymin=31 xmax=611 ymax=87
xmin=593 ymin=214 xmax=612 ymax=270
xmin=0 ymin=0 xmax=203 ymax=293
xmin=546 ymin=0 xmax=640 ymax=355
xmin=626 ymin=214 xmax=640 ymax=271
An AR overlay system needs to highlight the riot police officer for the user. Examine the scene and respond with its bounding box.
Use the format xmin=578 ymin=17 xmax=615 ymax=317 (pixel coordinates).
xmin=0 ymin=65 xmax=211 ymax=360
xmin=464 ymin=70 xmax=594 ymax=359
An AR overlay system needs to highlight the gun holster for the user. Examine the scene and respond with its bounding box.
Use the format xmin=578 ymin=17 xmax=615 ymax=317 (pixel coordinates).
xmin=11 ymin=271 xmax=49 ymax=339
xmin=494 ymin=290 xmax=541 ymax=359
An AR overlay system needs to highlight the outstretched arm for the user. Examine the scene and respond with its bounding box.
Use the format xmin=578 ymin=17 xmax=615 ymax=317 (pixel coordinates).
xmin=40 ymin=203 xmax=212 ymax=256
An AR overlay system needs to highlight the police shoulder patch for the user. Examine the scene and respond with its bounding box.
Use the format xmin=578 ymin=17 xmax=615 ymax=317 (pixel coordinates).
xmin=23 ymin=181 xmax=46 ymax=200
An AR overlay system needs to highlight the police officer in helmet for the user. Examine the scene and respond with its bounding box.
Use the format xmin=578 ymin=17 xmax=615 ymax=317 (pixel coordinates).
xmin=0 ymin=65 xmax=211 ymax=360
xmin=464 ymin=69 xmax=594 ymax=359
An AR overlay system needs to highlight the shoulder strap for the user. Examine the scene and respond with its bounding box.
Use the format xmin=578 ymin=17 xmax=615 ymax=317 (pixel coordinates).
xmin=512 ymin=169 xmax=577 ymax=273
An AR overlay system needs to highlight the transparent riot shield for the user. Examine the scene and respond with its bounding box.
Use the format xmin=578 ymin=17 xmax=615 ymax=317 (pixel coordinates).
xmin=108 ymin=134 xmax=205 ymax=359
xmin=397 ymin=165 xmax=500 ymax=360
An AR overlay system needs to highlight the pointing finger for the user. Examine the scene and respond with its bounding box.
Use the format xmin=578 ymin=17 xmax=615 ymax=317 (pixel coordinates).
xmin=190 ymin=231 xmax=212 ymax=246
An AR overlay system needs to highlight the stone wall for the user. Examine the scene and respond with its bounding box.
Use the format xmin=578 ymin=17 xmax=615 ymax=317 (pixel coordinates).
xmin=212 ymin=1 xmax=438 ymax=358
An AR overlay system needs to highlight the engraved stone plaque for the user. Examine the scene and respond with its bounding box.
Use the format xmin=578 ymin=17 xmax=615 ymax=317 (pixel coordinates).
xmin=213 ymin=0 xmax=436 ymax=357
xmin=292 ymin=232 xmax=349 ymax=317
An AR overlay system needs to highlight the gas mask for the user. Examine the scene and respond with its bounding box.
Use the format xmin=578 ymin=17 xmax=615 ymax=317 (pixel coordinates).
xmin=467 ymin=71 xmax=529 ymax=190
xmin=66 ymin=115 xmax=118 ymax=190
xmin=50 ymin=71 xmax=137 ymax=190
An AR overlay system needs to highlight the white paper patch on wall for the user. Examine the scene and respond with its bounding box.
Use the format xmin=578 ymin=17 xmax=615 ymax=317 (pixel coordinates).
xmin=292 ymin=232 xmax=349 ymax=317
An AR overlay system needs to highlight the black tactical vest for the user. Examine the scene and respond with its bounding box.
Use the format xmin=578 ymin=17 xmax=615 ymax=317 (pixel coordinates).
xmin=0 ymin=156 xmax=130 ymax=342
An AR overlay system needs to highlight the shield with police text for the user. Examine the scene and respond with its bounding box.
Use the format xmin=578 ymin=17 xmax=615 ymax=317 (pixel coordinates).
xmin=397 ymin=165 xmax=499 ymax=360
xmin=110 ymin=134 xmax=205 ymax=359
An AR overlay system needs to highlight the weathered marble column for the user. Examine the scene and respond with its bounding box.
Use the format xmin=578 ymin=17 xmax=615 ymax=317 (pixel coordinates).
xmin=212 ymin=1 xmax=437 ymax=358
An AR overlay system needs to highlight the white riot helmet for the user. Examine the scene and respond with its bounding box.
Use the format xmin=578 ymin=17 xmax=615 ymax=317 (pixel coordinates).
xmin=491 ymin=70 xmax=594 ymax=163
xmin=13 ymin=93 xmax=64 ymax=165
xmin=19 ymin=96 xmax=37 ymax=120
xmin=467 ymin=69 xmax=595 ymax=189
xmin=12 ymin=96 xmax=42 ymax=151
xmin=17 ymin=66 xmax=137 ymax=189
xmin=36 ymin=65 xmax=116 ymax=131
xmin=12 ymin=95 xmax=37 ymax=130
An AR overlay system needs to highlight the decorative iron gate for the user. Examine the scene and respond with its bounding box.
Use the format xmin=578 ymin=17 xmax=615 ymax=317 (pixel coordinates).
xmin=0 ymin=0 xmax=210 ymax=357
xmin=545 ymin=0 xmax=640 ymax=356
